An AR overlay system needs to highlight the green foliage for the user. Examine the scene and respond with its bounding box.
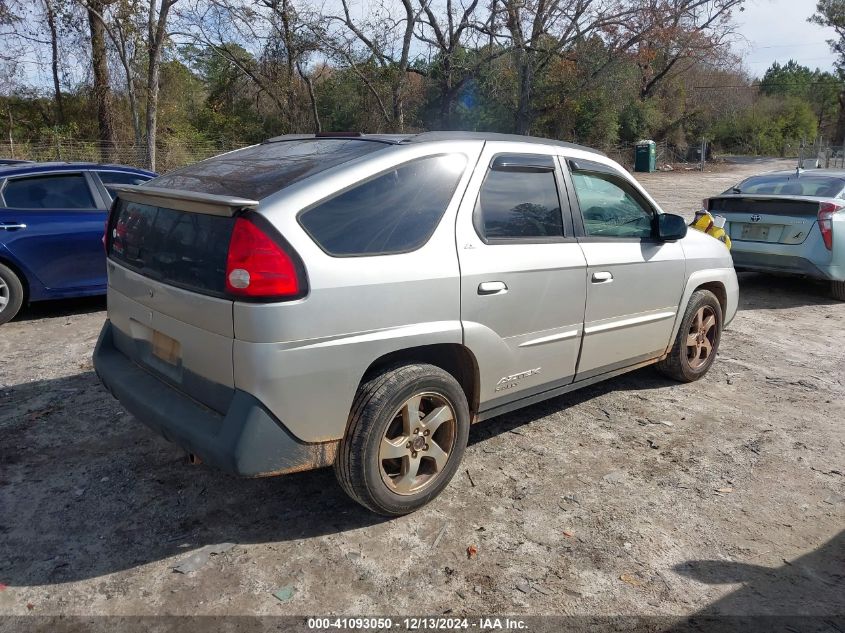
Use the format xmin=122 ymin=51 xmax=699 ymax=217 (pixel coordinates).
xmin=712 ymin=96 xmax=819 ymax=155
xmin=760 ymin=60 xmax=840 ymax=135
xmin=619 ymin=100 xmax=662 ymax=143
xmin=810 ymin=1 xmax=845 ymax=76
xmin=2 ymin=28 xmax=841 ymax=167
xmin=761 ymin=60 xmax=815 ymax=96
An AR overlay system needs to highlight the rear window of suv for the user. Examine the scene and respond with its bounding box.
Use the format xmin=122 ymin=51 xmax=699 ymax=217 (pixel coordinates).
xmin=149 ymin=139 xmax=388 ymax=200
xmin=298 ymin=154 xmax=467 ymax=256
xmin=108 ymin=200 xmax=235 ymax=295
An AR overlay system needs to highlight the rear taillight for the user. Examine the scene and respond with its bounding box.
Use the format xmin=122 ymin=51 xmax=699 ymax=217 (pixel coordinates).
xmin=225 ymin=216 xmax=303 ymax=299
xmin=818 ymin=202 xmax=842 ymax=251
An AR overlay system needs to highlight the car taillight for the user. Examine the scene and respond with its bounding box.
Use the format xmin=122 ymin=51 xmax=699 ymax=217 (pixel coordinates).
xmin=818 ymin=202 xmax=842 ymax=251
xmin=225 ymin=216 xmax=303 ymax=299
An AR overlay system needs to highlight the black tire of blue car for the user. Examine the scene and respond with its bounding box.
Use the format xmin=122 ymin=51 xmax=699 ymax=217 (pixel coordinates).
xmin=832 ymin=281 xmax=845 ymax=302
xmin=0 ymin=262 xmax=24 ymax=325
xmin=335 ymin=363 xmax=470 ymax=516
xmin=656 ymin=289 xmax=723 ymax=383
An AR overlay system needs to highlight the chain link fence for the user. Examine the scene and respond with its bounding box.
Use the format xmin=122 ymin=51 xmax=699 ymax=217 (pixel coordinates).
xmin=0 ymin=140 xmax=248 ymax=173
xmin=808 ymin=140 xmax=845 ymax=169
xmin=5 ymin=136 xmax=844 ymax=174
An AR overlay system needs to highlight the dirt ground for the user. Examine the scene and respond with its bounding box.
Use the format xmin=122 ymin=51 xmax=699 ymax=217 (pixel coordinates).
xmin=0 ymin=158 xmax=843 ymax=621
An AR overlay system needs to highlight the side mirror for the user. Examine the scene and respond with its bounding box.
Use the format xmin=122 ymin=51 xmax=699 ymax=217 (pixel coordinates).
xmin=656 ymin=213 xmax=688 ymax=241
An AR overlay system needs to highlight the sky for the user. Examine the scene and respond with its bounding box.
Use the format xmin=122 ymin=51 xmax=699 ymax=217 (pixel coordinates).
xmin=736 ymin=0 xmax=840 ymax=76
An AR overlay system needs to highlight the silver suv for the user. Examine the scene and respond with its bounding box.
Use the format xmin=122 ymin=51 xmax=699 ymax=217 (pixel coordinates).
xmin=93 ymin=132 xmax=738 ymax=515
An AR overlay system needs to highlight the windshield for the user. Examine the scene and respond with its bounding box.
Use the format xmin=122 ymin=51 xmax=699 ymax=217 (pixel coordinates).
xmin=149 ymin=139 xmax=389 ymax=200
xmin=726 ymin=174 xmax=845 ymax=198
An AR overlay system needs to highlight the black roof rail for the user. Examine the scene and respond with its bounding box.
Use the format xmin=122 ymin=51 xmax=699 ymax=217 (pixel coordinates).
xmin=315 ymin=131 xmax=362 ymax=137
xmin=263 ymin=133 xmax=407 ymax=145
xmin=401 ymin=131 xmax=605 ymax=156
xmin=260 ymin=131 xmax=605 ymax=156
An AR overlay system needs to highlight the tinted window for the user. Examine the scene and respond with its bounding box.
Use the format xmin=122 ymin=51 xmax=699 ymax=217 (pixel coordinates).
xmin=299 ymin=154 xmax=467 ymax=256
xmin=729 ymin=174 xmax=845 ymax=197
xmin=3 ymin=174 xmax=96 ymax=209
xmin=571 ymin=171 xmax=653 ymax=238
xmin=98 ymin=171 xmax=153 ymax=200
xmin=474 ymin=167 xmax=563 ymax=240
xmin=108 ymin=200 xmax=235 ymax=295
xmin=150 ymin=139 xmax=388 ymax=199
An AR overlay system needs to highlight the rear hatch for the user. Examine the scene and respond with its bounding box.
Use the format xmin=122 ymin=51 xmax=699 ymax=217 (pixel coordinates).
xmin=708 ymin=196 xmax=820 ymax=246
xmin=104 ymin=187 xmax=257 ymax=414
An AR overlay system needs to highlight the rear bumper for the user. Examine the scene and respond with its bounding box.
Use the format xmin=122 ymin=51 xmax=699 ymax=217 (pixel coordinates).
xmin=93 ymin=320 xmax=337 ymax=477
xmin=731 ymin=249 xmax=842 ymax=281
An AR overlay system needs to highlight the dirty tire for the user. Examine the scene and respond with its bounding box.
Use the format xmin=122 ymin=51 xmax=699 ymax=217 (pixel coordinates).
xmin=0 ymin=262 xmax=24 ymax=325
xmin=832 ymin=280 xmax=845 ymax=301
xmin=656 ymin=289 xmax=723 ymax=382
xmin=334 ymin=363 xmax=470 ymax=516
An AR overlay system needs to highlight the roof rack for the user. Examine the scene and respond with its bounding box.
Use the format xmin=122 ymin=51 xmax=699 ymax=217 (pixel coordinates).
xmin=263 ymin=133 xmax=406 ymax=145
xmin=400 ymin=131 xmax=605 ymax=156
xmin=315 ymin=131 xmax=362 ymax=137
xmin=260 ymin=131 xmax=604 ymax=156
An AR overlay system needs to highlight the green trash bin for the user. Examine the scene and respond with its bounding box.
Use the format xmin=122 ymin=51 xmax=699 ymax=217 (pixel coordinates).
xmin=634 ymin=140 xmax=656 ymax=173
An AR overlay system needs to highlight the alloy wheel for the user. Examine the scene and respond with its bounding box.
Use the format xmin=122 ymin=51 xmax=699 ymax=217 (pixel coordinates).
xmin=378 ymin=392 xmax=457 ymax=495
xmin=0 ymin=277 xmax=8 ymax=311
xmin=686 ymin=305 xmax=717 ymax=370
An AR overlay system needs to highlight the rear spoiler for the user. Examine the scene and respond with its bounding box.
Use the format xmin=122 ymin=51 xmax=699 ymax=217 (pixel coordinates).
xmin=111 ymin=184 xmax=259 ymax=217
xmin=707 ymin=194 xmax=821 ymax=216
xmin=708 ymin=194 xmax=825 ymax=202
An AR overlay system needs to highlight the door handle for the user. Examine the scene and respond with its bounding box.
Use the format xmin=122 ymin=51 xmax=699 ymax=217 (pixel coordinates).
xmin=0 ymin=222 xmax=26 ymax=231
xmin=478 ymin=281 xmax=508 ymax=295
xmin=591 ymin=271 xmax=613 ymax=284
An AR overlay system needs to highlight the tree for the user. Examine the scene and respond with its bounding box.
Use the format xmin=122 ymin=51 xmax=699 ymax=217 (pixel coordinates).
xmin=321 ymin=0 xmax=423 ymax=130
xmin=42 ymin=0 xmax=64 ymax=123
xmin=87 ymin=0 xmax=116 ymax=161
xmin=260 ymin=0 xmax=322 ymax=132
xmin=414 ymin=0 xmax=492 ymax=128
xmin=177 ymin=0 xmax=322 ymax=134
xmin=0 ymin=0 xmax=19 ymax=62
xmin=144 ymin=0 xmax=179 ymax=170
xmin=93 ymin=0 xmax=147 ymax=152
xmin=810 ymin=0 xmax=845 ymax=142
xmin=77 ymin=0 xmax=183 ymax=169
xmin=634 ymin=0 xmax=742 ymax=101
xmin=494 ymin=0 xmax=653 ymax=134
xmin=761 ymin=60 xmax=814 ymax=96
xmin=0 ymin=0 xmax=827 ymax=167
xmin=761 ymin=60 xmax=839 ymax=136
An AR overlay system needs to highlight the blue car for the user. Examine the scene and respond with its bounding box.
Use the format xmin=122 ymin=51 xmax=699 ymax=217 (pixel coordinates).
xmin=0 ymin=162 xmax=156 ymax=323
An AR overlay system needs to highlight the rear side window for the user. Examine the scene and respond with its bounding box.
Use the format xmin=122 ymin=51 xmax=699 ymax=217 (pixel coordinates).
xmin=474 ymin=162 xmax=563 ymax=240
xmin=98 ymin=171 xmax=153 ymax=200
xmin=299 ymin=154 xmax=467 ymax=256
xmin=3 ymin=174 xmax=96 ymax=209
xmin=108 ymin=201 xmax=235 ymax=295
